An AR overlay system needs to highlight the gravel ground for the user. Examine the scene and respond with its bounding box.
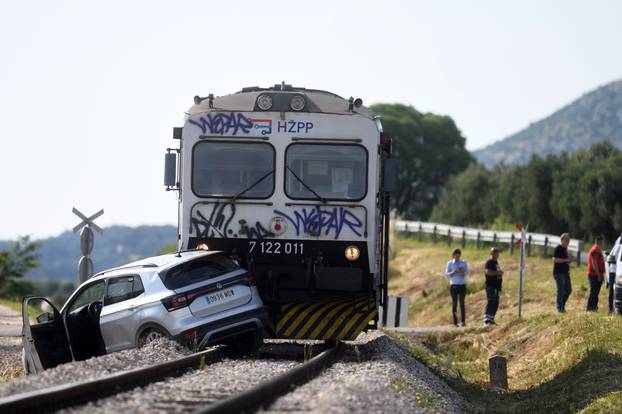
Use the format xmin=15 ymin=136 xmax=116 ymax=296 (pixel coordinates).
xmin=0 ymin=304 xmax=24 ymax=381
xmin=58 ymin=342 xmax=311 ymax=414
xmin=264 ymin=331 xmax=471 ymax=414
xmin=0 ymin=338 xmax=191 ymax=398
xmin=0 ymin=337 xmax=23 ymax=381
xmin=0 ymin=326 xmax=470 ymax=413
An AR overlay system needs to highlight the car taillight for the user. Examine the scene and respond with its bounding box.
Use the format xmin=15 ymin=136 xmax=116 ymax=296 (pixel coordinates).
xmin=161 ymin=293 xmax=189 ymax=311
xmin=183 ymin=329 xmax=197 ymax=339
xmin=380 ymin=132 xmax=391 ymax=145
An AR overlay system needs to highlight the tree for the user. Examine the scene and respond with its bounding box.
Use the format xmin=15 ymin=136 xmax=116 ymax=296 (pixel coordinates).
xmin=0 ymin=236 xmax=41 ymax=298
xmin=371 ymin=103 xmax=473 ymax=219
xmin=431 ymin=141 xmax=622 ymax=243
xmin=430 ymin=163 xmax=499 ymax=225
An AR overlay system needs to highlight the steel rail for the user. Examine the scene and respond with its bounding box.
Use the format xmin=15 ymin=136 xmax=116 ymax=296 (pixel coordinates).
xmin=193 ymin=341 xmax=345 ymax=414
xmin=0 ymin=348 xmax=223 ymax=414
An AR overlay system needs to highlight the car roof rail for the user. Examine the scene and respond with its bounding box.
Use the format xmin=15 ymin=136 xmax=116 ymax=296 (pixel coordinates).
xmin=90 ymin=263 xmax=158 ymax=278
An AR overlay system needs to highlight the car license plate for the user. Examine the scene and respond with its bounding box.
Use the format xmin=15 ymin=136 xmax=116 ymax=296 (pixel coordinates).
xmin=205 ymin=288 xmax=235 ymax=304
xmin=248 ymin=241 xmax=304 ymax=255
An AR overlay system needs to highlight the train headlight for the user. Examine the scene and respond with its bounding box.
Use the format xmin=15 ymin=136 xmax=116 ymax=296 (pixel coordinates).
xmin=290 ymin=95 xmax=306 ymax=111
xmin=257 ymin=94 xmax=273 ymax=111
xmin=345 ymin=246 xmax=360 ymax=261
xmin=196 ymin=242 xmax=209 ymax=251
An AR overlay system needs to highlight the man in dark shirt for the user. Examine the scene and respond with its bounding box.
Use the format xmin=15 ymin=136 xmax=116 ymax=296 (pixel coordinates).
xmin=553 ymin=233 xmax=572 ymax=313
xmin=484 ymin=247 xmax=504 ymax=325
xmin=587 ymin=236 xmax=606 ymax=311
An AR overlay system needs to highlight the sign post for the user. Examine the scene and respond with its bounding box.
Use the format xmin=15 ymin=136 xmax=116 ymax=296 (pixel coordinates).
xmin=516 ymin=223 xmax=528 ymax=319
xmin=72 ymin=207 xmax=104 ymax=284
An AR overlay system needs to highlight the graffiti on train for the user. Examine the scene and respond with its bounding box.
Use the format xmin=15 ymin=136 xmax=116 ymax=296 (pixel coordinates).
xmin=191 ymin=202 xmax=274 ymax=239
xmin=188 ymin=113 xmax=253 ymax=135
xmin=273 ymin=206 xmax=363 ymax=239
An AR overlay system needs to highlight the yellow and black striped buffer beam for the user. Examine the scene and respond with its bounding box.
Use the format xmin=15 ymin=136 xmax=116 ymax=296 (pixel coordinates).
xmin=266 ymin=295 xmax=377 ymax=340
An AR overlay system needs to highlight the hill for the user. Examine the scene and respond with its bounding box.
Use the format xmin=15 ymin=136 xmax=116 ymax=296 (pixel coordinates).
xmin=0 ymin=225 xmax=177 ymax=282
xmin=473 ymin=79 xmax=622 ymax=167
xmin=388 ymin=235 xmax=622 ymax=412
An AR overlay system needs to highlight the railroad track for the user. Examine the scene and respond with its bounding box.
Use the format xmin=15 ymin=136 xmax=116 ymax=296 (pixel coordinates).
xmin=0 ymin=342 xmax=344 ymax=414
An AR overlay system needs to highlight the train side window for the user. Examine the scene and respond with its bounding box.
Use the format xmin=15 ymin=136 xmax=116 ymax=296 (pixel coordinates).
xmin=285 ymin=143 xmax=367 ymax=201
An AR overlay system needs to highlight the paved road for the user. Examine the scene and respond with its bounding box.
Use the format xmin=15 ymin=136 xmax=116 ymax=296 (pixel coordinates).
xmin=0 ymin=304 xmax=22 ymax=337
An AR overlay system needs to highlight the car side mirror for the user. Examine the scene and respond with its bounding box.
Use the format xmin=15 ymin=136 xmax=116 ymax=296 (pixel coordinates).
xmin=36 ymin=312 xmax=54 ymax=324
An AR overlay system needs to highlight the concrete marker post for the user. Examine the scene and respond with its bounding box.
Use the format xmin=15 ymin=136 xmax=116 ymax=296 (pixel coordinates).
xmin=489 ymin=355 xmax=508 ymax=391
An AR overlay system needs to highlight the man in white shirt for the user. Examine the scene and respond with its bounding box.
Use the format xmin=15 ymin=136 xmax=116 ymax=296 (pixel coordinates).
xmin=445 ymin=248 xmax=469 ymax=326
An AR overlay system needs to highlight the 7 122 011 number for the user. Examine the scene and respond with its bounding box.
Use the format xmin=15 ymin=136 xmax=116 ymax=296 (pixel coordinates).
xmin=248 ymin=241 xmax=304 ymax=255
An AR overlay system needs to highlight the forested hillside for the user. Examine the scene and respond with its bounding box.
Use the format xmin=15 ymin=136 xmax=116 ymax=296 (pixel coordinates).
xmin=473 ymin=79 xmax=622 ymax=166
xmin=0 ymin=225 xmax=177 ymax=282
xmin=431 ymin=142 xmax=622 ymax=242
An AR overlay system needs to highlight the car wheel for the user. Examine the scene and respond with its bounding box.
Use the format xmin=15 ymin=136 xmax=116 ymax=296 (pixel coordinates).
xmin=225 ymin=329 xmax=264 ymax=357
xmin=138 ymin=328 xmax=166 ymax=347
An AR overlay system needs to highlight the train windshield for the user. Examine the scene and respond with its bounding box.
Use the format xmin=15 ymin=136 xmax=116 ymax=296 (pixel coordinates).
xmin=192 ymin=141 xmax=275 ymax=198
xmin=285 ymin=143 xmax=367 ymax=201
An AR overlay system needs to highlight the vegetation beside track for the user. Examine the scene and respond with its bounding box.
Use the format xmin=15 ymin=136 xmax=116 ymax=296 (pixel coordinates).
xmin=388 ymin=236 xmax=622 ymax=412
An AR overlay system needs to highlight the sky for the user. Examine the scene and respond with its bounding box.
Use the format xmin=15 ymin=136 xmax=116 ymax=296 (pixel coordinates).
xmin=0 ymin=0 xmax=621 ymax=240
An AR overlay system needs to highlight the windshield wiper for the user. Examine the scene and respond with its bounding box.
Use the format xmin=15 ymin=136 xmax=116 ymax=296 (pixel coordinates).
xmin=286 ymin=166 xmax=327 ymax=203
xmin=226 ymin=170 xmax=274 ymax=204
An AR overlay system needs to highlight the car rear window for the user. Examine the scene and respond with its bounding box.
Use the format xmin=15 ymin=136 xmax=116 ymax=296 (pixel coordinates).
xmin=160 ymin=254 xmax=240 ymax=290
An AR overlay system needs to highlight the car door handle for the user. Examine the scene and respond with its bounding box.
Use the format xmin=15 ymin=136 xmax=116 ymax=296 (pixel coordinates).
xmin=128 ymin=305 xmax=138 ymax=312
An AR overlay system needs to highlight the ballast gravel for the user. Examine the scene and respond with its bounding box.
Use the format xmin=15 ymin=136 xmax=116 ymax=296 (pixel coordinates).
xmin=0 ymin=332 xmax=471 ymax=413
xmin=264 ymin=331 xmax=471 ymax=413
xmin=0 ymin=337 xmax=23 ymax=380
xmin=58 ymin=342 xmax=306 ymax=414
xmin=0 ymin=338 xmax=190 ymax=398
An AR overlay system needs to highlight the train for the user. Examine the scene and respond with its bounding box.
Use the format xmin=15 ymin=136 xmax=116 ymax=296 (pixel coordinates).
xmin=164 ymin=83 xmax=395 ymax=341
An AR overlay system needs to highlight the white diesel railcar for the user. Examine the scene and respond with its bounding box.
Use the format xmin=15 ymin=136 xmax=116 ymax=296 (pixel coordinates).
xmin=164 ymin=84 xmax=395 ymax=340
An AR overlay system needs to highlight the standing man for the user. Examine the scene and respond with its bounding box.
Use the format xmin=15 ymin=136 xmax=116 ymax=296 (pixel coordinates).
xmin=445 ymin=248 xmax=469 ymax=327
xmin=484 ymin=247 xmax=503 ymax=325
xmin=553 ymin=233 xmax=572 ymax=313
xmin=587 ymin=236 xmax=606 ymax=312
xmin=607 ymin=233 xmax=621 ymax=313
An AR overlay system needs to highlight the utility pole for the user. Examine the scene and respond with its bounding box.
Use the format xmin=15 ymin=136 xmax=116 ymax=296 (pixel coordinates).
xmin=72 ymin=207 xmax=104 ymax=284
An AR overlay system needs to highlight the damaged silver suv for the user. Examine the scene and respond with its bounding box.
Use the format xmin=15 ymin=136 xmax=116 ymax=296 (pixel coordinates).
xmin=22 ymin=250 xmax=267 ymax=373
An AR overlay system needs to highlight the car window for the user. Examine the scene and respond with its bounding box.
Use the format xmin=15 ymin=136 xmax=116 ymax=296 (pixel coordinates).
xmin=133 ymin=275 xmax=145 ymax=295
xmin=161 ymin=254 xmax=240 ymax=290
xmin=104 ymin=275 xmax=144 ymax=306
xmin=68 ymin=281 xmax=105 ymax=314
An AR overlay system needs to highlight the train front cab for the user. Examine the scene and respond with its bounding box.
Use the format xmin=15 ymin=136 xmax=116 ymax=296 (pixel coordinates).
xmin=175 ymin=86 xmax=394 ymax=342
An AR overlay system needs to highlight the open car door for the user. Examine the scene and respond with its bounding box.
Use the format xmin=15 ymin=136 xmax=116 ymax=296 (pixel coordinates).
xmin=22 ymin=296 xmax=73 ymax=374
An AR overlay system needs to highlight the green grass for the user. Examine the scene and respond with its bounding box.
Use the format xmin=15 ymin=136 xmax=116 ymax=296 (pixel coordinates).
xmin=388 ymin=236 xmax=622 ymax=413
xmin=389 ymin=235 xmax=593 ymax=327
xmin=0 ymin=298 xmax=22 ymax=315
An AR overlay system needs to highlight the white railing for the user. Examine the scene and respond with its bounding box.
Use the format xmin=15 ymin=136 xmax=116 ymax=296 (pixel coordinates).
xmin=394 ymin=220 xmax=587 ymax=264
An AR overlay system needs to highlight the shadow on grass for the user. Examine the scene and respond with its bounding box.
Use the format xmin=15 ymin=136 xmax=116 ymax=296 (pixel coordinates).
xmin=450 ymin=349 xmax=622 ymax=413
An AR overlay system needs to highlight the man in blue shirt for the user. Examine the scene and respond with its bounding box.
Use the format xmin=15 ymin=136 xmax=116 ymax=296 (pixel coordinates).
xmin=445 ymin=248 xmax=469 ymax=326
